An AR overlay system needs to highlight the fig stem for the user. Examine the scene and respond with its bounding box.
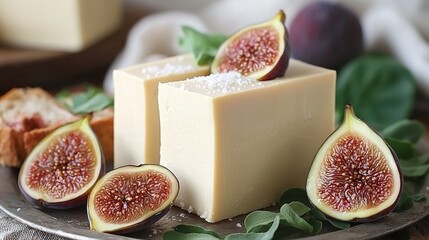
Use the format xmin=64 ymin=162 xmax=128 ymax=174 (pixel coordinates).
xmin=344 ymin=104 xmax=358 ymax=127
xmin=275 ymin=10 xmax=286 ymax=24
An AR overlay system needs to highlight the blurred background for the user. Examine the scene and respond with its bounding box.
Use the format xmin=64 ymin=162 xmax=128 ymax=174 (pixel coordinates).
xmin=0 ymin=0 xmax=428 ymax=119
xmin=1 ymin=1 xmax=429 ymax=239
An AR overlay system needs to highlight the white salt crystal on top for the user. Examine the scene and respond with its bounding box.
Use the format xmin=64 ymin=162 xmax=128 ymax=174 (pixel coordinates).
xmin=141 ymin=62 xmax=195 ymax=78
xmin=168 ymin=71 xmax=263 ymax=97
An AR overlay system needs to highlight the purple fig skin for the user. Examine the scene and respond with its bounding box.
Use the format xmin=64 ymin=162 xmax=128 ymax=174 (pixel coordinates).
xmin=259 ymin=39 xmax=290 ymax=81
xmin=211 ymin=10 xmax=290 ymax=81
xmin=97 ymin=205 xmax=173 ymax=234
xmin=18 ymin=155 xmax=105 ymax=209
xmin=307 ymin=105 xmax=403 ymax=223
xmin=87 ymin=164 xmax=180 ymax=234
xmin=18 ymin=117 xmax=106 ymax=210
xmin=290 ymin=2 xmax=363 ymax=70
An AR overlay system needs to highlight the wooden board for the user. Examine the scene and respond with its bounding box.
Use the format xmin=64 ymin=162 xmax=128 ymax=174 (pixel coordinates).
xmin=0 ymin=8 xmax=146 ymax=94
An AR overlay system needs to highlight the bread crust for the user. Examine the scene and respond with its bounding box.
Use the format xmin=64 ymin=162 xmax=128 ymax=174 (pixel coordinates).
xmin=0 ymin=88 xmax=113 ymax=167
xmin=0 ymin=122 xmax=20 ymax=167
xmin=91 ymin=108 xmax=114 ymax=162
xmin=22 ymin=112 xmax=114 ymax=163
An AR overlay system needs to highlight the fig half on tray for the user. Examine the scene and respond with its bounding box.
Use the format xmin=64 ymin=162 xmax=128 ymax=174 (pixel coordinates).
xmin=18 ymin=116 xmax=105 ymax=209
xmin=87 ymin=164 xmax=179 ymax=234
xmin=306 ymin=105 xmax=403 ymax=222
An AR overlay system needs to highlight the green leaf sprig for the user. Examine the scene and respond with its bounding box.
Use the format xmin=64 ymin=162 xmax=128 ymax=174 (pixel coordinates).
xmin=163 ymin=188 xmax=350 ymax=240
xmin=336 ymin=54 xmax=416 ymax=131
xmin=379 ymin=119 xmax=428 ymax=211
xmin=178 ymin=26 xmax=228 ymax=66
xmin=381 ymin=119 xmax=428 ymax=177
xmin=56 ymin=84 xmax=114 ymax=114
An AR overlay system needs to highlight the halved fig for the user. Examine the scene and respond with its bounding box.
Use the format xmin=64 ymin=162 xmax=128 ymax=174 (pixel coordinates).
xmin=18 ymin=116 xmax=105 ymax=209
xmin=306 ymin=105 xmax=403 ymax=222
xmin=211 ymin=10 xmax=290 ymax=80
xmin=87 ymin=164 xmax=179 ymax=234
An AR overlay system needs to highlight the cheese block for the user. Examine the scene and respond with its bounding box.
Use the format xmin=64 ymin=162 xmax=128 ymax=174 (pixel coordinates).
xmin=158 ymin=60 xmax=336 ymax=222
xmin=0 ymin=0 xmax=122 ymax=51
xmin=113 ymin=54 xmax=209 ymax=168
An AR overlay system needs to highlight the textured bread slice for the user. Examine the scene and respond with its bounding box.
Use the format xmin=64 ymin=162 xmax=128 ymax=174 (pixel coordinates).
xmin=0 ymin=118 xmax=20 ymax=167
xmin=22 ymin=108 xmax=114 ymax=164
xmin=0 ymin=88 xmax=76 ymax=167
xmin=90 ymin=108 xmax=114 ymax=164
xmin=0 ymin=88 xmax=114 ymax=167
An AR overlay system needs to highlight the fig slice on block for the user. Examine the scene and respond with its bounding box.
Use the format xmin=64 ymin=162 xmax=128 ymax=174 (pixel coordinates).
xmin=87 ymin=164 xmax=179 ymax=234
xmin=306 ymin=105 xmax=403 ymax=222
xmin=211 ymin=10 xmax=290 ymax=80
xmin=18 ymin=116 xmax=105 ymax=209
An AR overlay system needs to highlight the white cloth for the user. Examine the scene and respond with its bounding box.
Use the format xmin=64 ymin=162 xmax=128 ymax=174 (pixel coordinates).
xmin=0 ymin=210 xmax=66 ymax=240
xmin=104 ymin=0 xmax=429 ymax=95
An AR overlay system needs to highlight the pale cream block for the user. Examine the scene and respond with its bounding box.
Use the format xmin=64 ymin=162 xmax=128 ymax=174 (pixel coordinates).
xmin=0 ymin=0 xmax=122 ymax=51
xmin=158 ymin=59 xmax=336 ymax=222
xmin=113 ymin=54 xmax=209 ymax=168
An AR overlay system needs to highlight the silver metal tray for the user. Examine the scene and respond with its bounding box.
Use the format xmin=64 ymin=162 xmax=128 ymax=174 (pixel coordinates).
xmin=0 ymin=164 xmax=428 ymax=240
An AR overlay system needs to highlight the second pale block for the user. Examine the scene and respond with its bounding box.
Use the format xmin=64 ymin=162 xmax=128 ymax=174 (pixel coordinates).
xmin=113 ymin=55 xmax=209 ymax=168
xmin=0 ymin=0 xmax=122 ymax=51
xmin=158 ymin=59 xmax=336 ymax=222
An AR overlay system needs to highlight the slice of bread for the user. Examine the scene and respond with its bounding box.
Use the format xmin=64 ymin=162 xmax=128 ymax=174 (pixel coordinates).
xmin=0 ymin=88 xmax=113 ymax=167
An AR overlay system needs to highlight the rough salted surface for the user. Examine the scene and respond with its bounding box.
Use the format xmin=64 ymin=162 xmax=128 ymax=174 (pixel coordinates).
xmin=141 ymin=62 xmax=196 ymax=78
xmin=168 ymin=71 xmax=263 ymax=97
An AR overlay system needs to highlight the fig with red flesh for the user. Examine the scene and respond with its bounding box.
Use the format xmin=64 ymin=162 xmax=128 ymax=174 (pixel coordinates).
xmin=87 ymin=164 xmax=179 ymax=234
xmin=306 ymin=105 xmax=403 ymax=222
xmin=18 ymin=117 xmax=105 ymax=209
xmin=211 ymin=10 xmax=290 ymax=80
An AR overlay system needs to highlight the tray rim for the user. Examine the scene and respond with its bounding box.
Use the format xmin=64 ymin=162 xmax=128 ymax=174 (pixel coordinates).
xmin=1 ymin=165 xmax=428 ymax=240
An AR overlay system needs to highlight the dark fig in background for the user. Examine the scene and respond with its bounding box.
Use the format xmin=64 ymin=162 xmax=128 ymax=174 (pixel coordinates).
xmin=290 ymin=2 xmax=363 ymax=70
xmin=18 ymin=117 xmax=105 ymax=209
xmin=211 ymin=10 xmax=290 ymax=80
xmin=306 ymin=105 xmax=402 ymax=222
xmin=87 ymin=164 xmax=179 ymax=234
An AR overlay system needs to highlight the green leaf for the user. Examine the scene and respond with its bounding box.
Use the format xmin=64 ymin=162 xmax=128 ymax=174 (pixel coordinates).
xmin=71 ymin=87 xmax=98 ymax=107
xmin=307 ymin=219 xmax=323 ymax=234
xmin=71 ymin=93 xmax=113 ymax=114
xmin=56 ymin=85 xmax=114 ymax=114
xmin=400 ymin=162 xmax=429 ymax=178
xmin=394 ymin=187 xmax=414 ymax=212
xmin=385 ymin=137 xmax=416 ymax=159
xmin=278 ymin=188 xmax=312 ymax=207
xmin=310 ymin=208 xmax=350 ymax=229
xmin=173 ymin=225 xmax=221 ymax=238
xmin=399 ymin=154 xmax=429 ymax=178
xmin=413 ymin=193 xmax=426 ymax=202
xmin=163 ymin=224 xmax=221 ymax=240
xmin=179 ymin=26 xmax=228 ymax=66
xmin=381 ymin=120 xmax=425 ymax=144
xmin=394 ymin=183 xmax=426 ymax=212
xmin=279 ymin=203 xmax=313 ymax=233
xmin=395 ymin=195 xmax=414 ymax=212
xmin=289 ymin=201 xmax=311 ymax=217
xmin=244 ymin=211 xmax=279 ymax=233
xmin=400 ymin=154 xmax=429 ymax=166
xmin=224 ymin=216 xmax=280 ymax=240
xmin=336 ymin=54 xmax=416 ymax=131
xmin=56 ymin=89 xmax=72 ymax=99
